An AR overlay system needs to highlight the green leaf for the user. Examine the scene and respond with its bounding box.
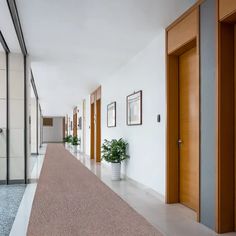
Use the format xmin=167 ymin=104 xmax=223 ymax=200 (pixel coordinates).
xmin=101 ymin=138 xmax=129 ymax=163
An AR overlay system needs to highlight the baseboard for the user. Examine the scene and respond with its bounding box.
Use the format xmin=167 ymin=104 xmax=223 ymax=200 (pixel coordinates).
xmin=8 ymin=179 xmax=25 ymax=184
xmin=27 ymin=178 xmax=38 ymax=184
xmin=101 ymin=160 xmax=165 ymax=202
xmin=124 ymin=176 xmax=165 ymax=202
xmin=0 ymin=179 xmax=25 ymax=185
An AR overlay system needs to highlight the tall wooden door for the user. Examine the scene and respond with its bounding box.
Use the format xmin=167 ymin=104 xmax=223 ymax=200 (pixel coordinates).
xmin=73 ymin=112 xmax=77 ymax=137
xmin=90 ymin=103 xmax=95 ymax=159
xmin=96 ymin=99 xmax=101 ymax=162
xmin=179 ymin=47 xmax=199 ymax=211
xmin=83 ymin=99 xmax=86 ymax=154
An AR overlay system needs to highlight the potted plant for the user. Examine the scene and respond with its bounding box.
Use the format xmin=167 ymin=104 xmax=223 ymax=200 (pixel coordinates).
xmin=101 ymin=138 xmax=129 ymax=180
xmin=72 ymin=136 xmax=79 ymax=153
xmin=64 ymin=135 xmax=72 ymax=148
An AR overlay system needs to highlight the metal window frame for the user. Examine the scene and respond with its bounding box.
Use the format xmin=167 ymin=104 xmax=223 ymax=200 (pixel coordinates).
xmin=0 ymin=31 xmax=10 ymax=184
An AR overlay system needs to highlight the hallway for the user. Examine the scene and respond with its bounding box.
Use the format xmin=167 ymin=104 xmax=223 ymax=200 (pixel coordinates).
xmin=10 ymin=143 xmax=236 ymax=236
xmin=1 ymin=0 xmax=236 ymax=234
xmin=27 ymin=144 xmax=160 ymax=236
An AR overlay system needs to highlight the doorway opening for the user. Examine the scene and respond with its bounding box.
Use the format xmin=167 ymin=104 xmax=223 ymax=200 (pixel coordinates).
xmin=96 ymin=99 xmax=101 ymax=162
xmin=90 ymin=87 xmax=101 ymax=162
xmin=217 ymin=12 xmax=236 ymax=233
xmin=166 ymin=38 xmax=199 ymax=219
xmin=90 ymin=102 xmax=95 ymax=159
xmin=82 ymin=99 xmax=86 ymax=154
xmin=73 ymin=107 xmax=77 ymax=137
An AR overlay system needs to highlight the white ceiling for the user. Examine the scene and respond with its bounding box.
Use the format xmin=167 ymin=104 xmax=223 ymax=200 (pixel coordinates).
xmin=16 ymin=0 xmax=195 ymax=116
xmin=0 ymin=1 xmax=21 ymax=53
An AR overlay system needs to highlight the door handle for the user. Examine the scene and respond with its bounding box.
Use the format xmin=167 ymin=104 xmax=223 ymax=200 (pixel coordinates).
xmin=178 ymin=139 xmax=182 ymax=147
xmin=0 ymin=128 xmax=3 ymax=133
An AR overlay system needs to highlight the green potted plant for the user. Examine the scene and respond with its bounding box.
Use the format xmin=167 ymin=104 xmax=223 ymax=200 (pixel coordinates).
xmin=72 ymin=136 xmax=80 ymax=153
xmin=101 ymin=138 xmax=129 ymax=180
xmin=64 ymin=135 xmax=72 ymax=148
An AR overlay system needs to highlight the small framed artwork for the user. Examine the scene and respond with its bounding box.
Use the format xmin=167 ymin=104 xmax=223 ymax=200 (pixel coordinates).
xmin=126 ymin=90 xmax=142 ymax=126
xmin=107 ymin=102 xmax=116 ymax=127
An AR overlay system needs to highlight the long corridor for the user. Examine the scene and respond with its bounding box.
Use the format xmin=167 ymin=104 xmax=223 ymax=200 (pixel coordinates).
xmin=27 ymin=144 xmax=161 ymax=236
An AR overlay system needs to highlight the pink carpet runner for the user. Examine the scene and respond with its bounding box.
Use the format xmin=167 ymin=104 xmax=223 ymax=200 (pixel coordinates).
xmin=27 ymin=144 xmax=162 ymax=236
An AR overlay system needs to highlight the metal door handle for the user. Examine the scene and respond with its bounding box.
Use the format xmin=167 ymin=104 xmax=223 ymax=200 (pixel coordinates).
xmin=178 ymin=139 xmax=182 ymax=147
xmin=0 ymin=128 xmax=3 ymax=133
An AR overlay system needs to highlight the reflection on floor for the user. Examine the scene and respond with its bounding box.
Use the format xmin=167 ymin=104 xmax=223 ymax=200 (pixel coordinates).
xmin=67 ymin=145 xmax=236 ymax=236
xmin=0 ymin=185 xmax=25 ymax=236
xmin=10 ymin=144 xmax=46 ymax=236
xmin=10 ymin=144 xmax=236 ymax=236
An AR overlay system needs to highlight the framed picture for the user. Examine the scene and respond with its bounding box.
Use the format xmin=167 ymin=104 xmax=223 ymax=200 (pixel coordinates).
xmin=126 ymin=90 xmax=142 ymax=126
xmin=107 ymin=102 xmax=116 ymax=127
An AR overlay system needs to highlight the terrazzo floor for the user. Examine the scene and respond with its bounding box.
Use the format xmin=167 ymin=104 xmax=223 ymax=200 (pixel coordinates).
xmin=0 ymin=185 xmax=26 ymax=236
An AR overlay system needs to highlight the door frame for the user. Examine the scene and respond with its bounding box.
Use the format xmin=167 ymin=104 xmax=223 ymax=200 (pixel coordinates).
xmin=216 ymin=0 xmax=236 ymax=232
xmin=96 ymin=98 xmax=101 ymax=162
xmin=73 ymin=107 xmax=77 ymax=137
xmin=166 ymin=7 xmax=200 ymax=221
xmin=90 ymin=99 xmax=95 ymax=159
xmin=90 ymin=87 xmax=101 ymax=162
xmin=82 ymin=99 xmax=86 ymax=154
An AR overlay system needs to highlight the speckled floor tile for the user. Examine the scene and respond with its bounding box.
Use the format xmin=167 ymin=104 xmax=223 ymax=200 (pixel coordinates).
xmin=0 ymin=185 xmax=26 ymax=236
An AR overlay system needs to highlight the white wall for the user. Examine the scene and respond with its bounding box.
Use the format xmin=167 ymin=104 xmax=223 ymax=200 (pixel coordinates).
xmin=43 ymin=117 xmax=64 ymax=143
xmin=101 ymin=32 xmax=166 ymax=196
xmin=30 ymin=97 xmax=37 ymax=153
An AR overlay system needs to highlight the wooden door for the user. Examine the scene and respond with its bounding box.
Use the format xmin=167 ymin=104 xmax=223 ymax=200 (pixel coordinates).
xmin=90 ymin=103 xmax=95 ymax=159
xmin=73 ymin=112 xmax=77 ymax=137
xmin=179 ymin=47 xmax=199 ymax=211
xmin=96 ymin=99 xmax=101 ymax=162
xmin=83 ymin=100 xmax=86 ymax=154
xmin=234 ymin=25 xmax=236 ymax=231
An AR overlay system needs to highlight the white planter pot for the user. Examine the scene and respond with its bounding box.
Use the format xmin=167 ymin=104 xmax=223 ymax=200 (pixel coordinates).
xmin=111 ymin=163 xmax=121 ymax=181
xmin=73 ymin=145 xmax=78 ymax=153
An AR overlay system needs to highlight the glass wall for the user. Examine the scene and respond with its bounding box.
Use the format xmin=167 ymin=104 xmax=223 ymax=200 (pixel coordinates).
xmin=0 ymin=50 xmax=7 ymax=183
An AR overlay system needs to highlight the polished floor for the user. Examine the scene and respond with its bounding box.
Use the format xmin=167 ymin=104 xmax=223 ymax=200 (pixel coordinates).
xmin=67 ymin=145 xmax=236 ymax=236
xmin=0 ymin=185 xmax=25 ymax=236
xmin=10 ymin=145 xmax=46 ymax=236
xmin=8 ymin=144 xmax=236 ymax=236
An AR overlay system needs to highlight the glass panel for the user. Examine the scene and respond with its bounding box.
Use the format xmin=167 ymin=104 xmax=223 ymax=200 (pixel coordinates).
xmin=0 ymin=52 xmax=7 ymax=183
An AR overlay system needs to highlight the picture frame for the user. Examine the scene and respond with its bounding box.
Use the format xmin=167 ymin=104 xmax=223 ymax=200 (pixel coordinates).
xmin=107 ymin=102 xmax=116 ymax=127
xmin=126 ymin=90 xmax=142 ymax=126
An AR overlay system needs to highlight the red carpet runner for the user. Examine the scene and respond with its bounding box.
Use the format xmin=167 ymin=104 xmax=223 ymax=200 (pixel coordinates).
xmin=27 ymin=144 xmax=162 ymax=236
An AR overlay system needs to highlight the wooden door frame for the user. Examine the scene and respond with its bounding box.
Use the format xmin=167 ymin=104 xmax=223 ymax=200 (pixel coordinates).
xmin=166 ymin=7 xmax=200 ymax=221
xmin=96 ymin=99 xmax=101 ymax=162
xmin=216 ymin=0 xmax=236 ymax=232
xmin=82 ymin=99 xmax=86 ymax=154
xmin=90 ymin=86 xmax=101 ymax=161
xmin=90 ymin=100 xmax=95 ymax=159
xmin=73 ymin=107 xmax=78 ymax=137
